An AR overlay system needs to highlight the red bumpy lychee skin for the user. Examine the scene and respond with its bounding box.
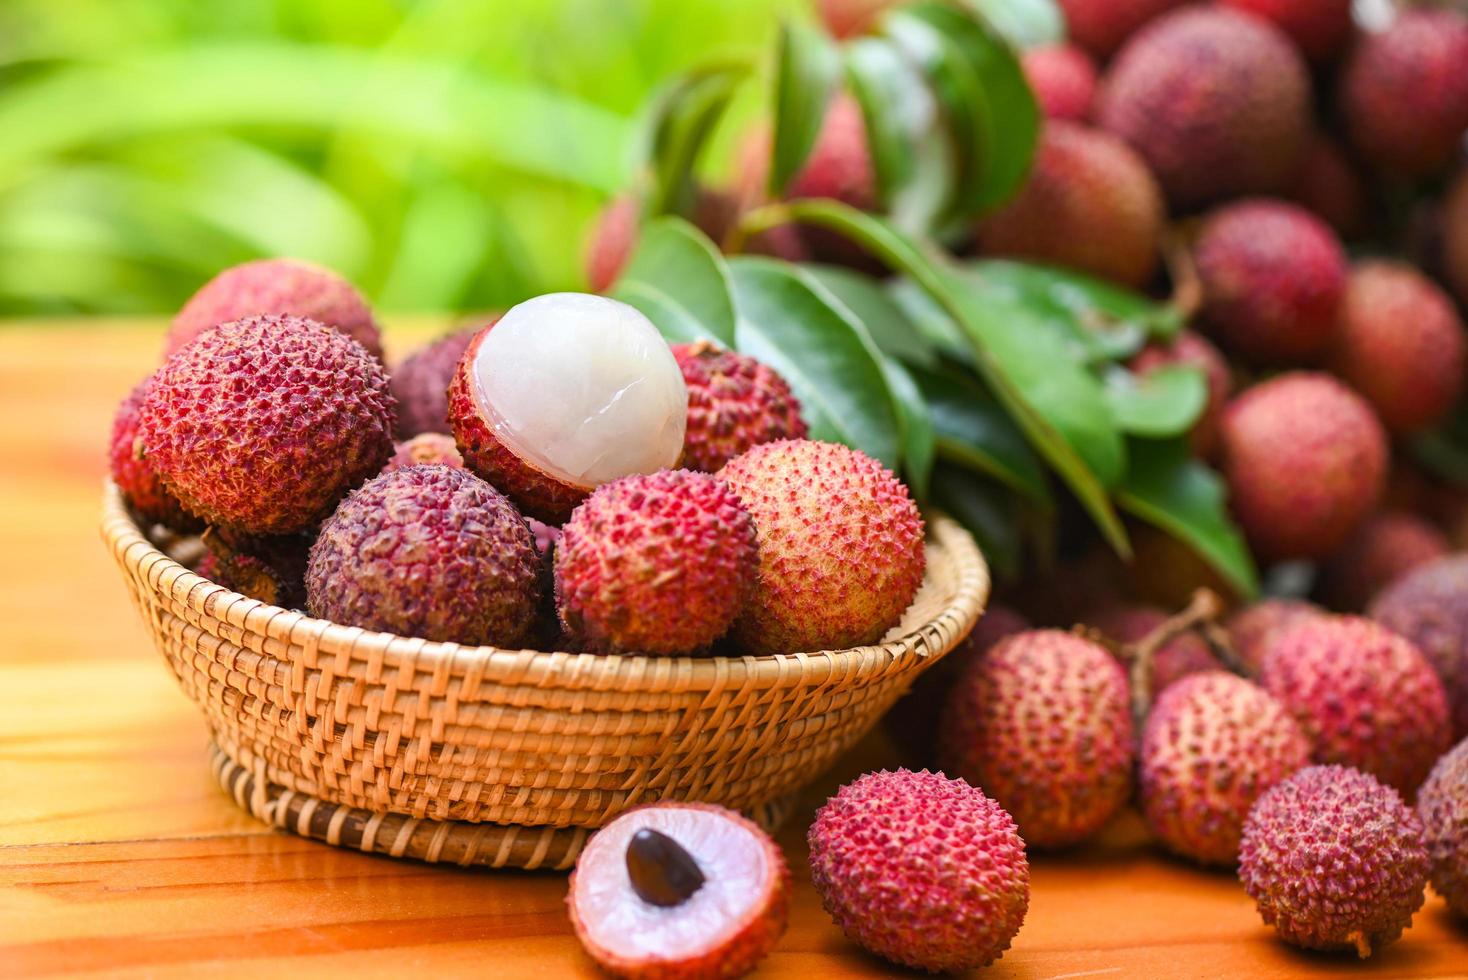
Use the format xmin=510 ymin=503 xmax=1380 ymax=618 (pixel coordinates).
xmin=1239 ymin=765 xmax=1430 ymax=957
xmin=807 ymin=769 xmax=1030 ymax=973
xmin=1057 ymin=0 xmax=1188 ymax=58
xmin=1340 ymin=9 xmax=1468 ymax=178
xmin=1021 ymin=44 xmax=1098 ymax=122
xmin=1096 ymin=7 xmax=1311 ymax=210
xmin=1287 ymin=134 xmax=1368 ymax=240
xmin=717 ymin=440 xmax=924 ymax=656
xmin=1194 ymin=200 xmax=1347 ymax=365
xmin=390 ymin=326 xmax=481 ymax=439
xmin=1417 ymin=738 xmax=1468 ymax=916
xmin=1330 ymin=261 xmax=1467 ymax=434
xmin=1317 ymin=511 xmax=1448 ymax=613
xmin=673 ymin=341 xmax=808 ymax=473
xmin=567 ymin=802 xmax=790 ymax=980
xmin=109 ymin=378 xmax=200 ymax=532
xmin=1219 ymin=0 xmax=1352 ymax=62
xmin=383 ymin=433 xmax=464 ymax=474
xmin=1128 ymin=330 xmax=1231 ymax=457
xmin=306 ymin=465 xmax=541 ymax=647
xmin=141 ymin=314 xmax=395 ymax=536
xmin=1260 ymin=616 xmax=1451 ymax=794
xmin=1140 ymin=672 xmax=1310 ymax=866
xmin=976 ymin=122 xmax=1165 ymax=288
xmin=166 ymin=258 xmax=381 ymax=360
xmin=1219 ymin=373 xmax=1387 ymax=562
xmin=555 ymin=470 xmax=758 ymax=655
xmin=940 ymin=630 xmax=1135 ymax=847
xmin=1090 ymin=604 xmax=1221 ymax=693
xmin=1372 ymin=555 xmax=1468 ymax=741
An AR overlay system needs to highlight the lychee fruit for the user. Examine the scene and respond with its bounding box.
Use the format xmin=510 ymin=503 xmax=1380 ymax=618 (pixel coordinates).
xmin=1218 ymin=0 xmax=1352 ymax=62
xmin=389 ymin=326 xmax=480 ymax=438
xmin=807 ymin=769 xmax=1029 ymax=973
xmin=673 ymin=341 xmax=807 ymax=473
xmin=814 ymin=0 xmax=894 ymax=39
xmin=583 ymin=190 xmax=739 ymax=294
xmin=383 ymin=433 xmax=464 ymax=474
xmin=1021 ymin=44 xmax=1098 ymax=122
xmin=1287 ymin=134 xmax=1368 ymax=240
xmin=109 ymin=378 xmax=201 ymax=533
xmin=448 ymin=293 xmax=688 ymax=524
xmin=785 ymin=93 xmax=875 ymax=212
xmin=1194 ymin=199 xmax=1347 ymax=365
xmin=166 ymin=258 xmax=381 ymax=360
xmin=567 ymin=802 xmax=789 ymax=980
xmin=141 ymin=314 xmax=395 ymax=536
xmin=1417 ymin=737 xmax=1468 ymax=916
xmin=1219 ymin=373 xmax=1387 ymax=561
xmin=306 ymin=464 xmax=541 ymax=646
xmin=1128 ymin=330 xmax=1231 ymax=457
xmin=1259 ymin=615 xmax=1451 ymax=793
xmin=196 ymin=529 xmax=312 ymax=609
xmin=1371 ymin=555 xmax=1468 ymax=741
xmin=939 ymin=630 xmax=1135 ymax=847
xmin=1330 ymin=261 xmax=1467 ymax=434
xmin=1317 ymin=511 xmax=1448 ymax=613
xmin=1139 ymin=672 xmax=1310 ymax=865
xmin=1226 ymin=599 xmax=1325 ymax=675
xmin=1090 ymin=604 xmax=1222 ymax=693
xmin=1095 ymin=7 xmax=1311 ymax=209
xmin=976 ymin=121 xmax=1164 ymax=288
xmin=554 ymin=470 xmax=757 ymax=655
xmin=716 ymin=440 xmax=924 ymax=656
xmin=1057 ymin=0 xmax=1188 ymax=58
xmin=1445 ymin=169 xmax=1468 ymax=310
xmin=1239 ymin=765 xmax=1430 ymax=957
xmin=1339 ymin=9 xmax=1468 ymax=178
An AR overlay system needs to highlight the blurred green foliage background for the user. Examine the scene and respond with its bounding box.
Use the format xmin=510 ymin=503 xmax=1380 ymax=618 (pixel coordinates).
xmin=0 ymin=0 xmax=800 ymax=319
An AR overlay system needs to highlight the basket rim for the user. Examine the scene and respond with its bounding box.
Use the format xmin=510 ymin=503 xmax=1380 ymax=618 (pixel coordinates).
xmin=102 ymin=479 xmax=990 ymax=690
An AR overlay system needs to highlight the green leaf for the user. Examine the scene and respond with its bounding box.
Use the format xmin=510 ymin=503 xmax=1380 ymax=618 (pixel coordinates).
xmin=803 ymin=264 xmax=937 ymax=367
xmin=729 ymin=256 xmax=901 ymax=468
xmin=881 ymin=358 xmax=938 ymax=500
xmin=635 ymin=62 xmax=750 ymax=217
xmin=930 ymin=463 xmax=1024 ymax=580
xmin=1118 ymin=441 xmax=1260 ymax=599
xmin=613 ymin=216 xmax=736 ymax=346
xmin=843 ymin=38 xmax=917 ymax=209
xmin=910 ymin=364 xmax=1049 ymax=503
xmin=962 ymin=0 xmax=1065 ymax=48
xmin=1103 ymin=364 xmax=1207 ymax=439
xmin=769 ymin=19 xmax=842 ymax=197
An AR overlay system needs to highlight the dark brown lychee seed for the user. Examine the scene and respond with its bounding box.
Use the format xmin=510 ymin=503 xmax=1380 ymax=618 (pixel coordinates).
xmin=626 ymin=829 xmax=707 ymax=908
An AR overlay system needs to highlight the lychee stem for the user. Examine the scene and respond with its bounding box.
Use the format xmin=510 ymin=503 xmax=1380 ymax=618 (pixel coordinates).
xmin=1119 ymin=588 xmax=1225 ymax=725
xmin=626 ymin=828 xmax=706 ymax=907
xmin=1162 ymin=227 xmax=1203 ymax=322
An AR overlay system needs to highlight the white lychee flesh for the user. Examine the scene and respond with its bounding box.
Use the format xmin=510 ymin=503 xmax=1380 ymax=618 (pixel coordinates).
xmin=469 ymin=292 xmax=687 ymax=488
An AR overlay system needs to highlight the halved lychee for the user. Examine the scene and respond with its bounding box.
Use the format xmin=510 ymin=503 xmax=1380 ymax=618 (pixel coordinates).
xmin=448 ymin=293 xmax=688 ymax=523
xmin=567 ymin=803 xmax=789 ymax=979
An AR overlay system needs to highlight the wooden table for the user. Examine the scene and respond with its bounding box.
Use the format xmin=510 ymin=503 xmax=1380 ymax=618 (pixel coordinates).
xmin=2 ymin=320 xmax=1464 ymax=979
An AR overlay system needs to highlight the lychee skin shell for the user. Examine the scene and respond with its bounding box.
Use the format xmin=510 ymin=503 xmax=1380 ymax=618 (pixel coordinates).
xmin=716 ymin=440 xmax=925 ymax=656
xmin=807 ymin=769 xmax=1030 ymax=973
xmin=1140 ymin=672 xmax=1310 ymax=866
xmin=1416 ymin=738 xmax=1468 ymax=916
xmin=109 ymin=379 xmax=201 ymax=532
xmin=383 ymin=433 xmax=464 ymax=474
xmin=1260 ymin=616 xmax=1451 ymax=794
xmin=1219 ymin=0 xmax=1351 ymax=62
xmin=1128 ymin=330 xmax=1231 ymax=457
xmin=1331 ymin=261 xmax=1467 ymax=435
xmin=390 ymin=327 xmax=480 ymax=438
xmin=1021 ymin=44 xmax=1098 ymax=122
xmin=167 ymin=258 xmax=381 ymax=360
xmin=1194 ymin=200 xmax=1347 ymax=365
xmin=555 ymin=470 xmax=757 ymax=655
xmin=306 ymin=465 xmax=541 ymax=647
xmin=141 ymin=315 xmax=395 ymax=536
xmin=1219 ymin=373 xmax=1387 ymax=562
xmin=1058 ymin=0 xmax=1187 ymax=57
xmin=1239 ymin=765 xmax=1429 ymax=957
xmin=976 ymin=121 xmax=1164 ymax=289
xmin=672 ymin=343 xmax=808 ymax=473
xmin=1371 ymin=555 xmax=1468 ymax=741
xmin=1096 ymin=7 xmax=1311 ymax=210
xmin=1340 ymin=10 xmax=1468 ymax=178
xmin=939 ymin=630 xmax=1135 ymax=847
xmin=1226 ymin=599 xmax=1325 ymax=676
xmin=1318 ymin=511 xmax=1448 ymax=613
xmin=446 ymin=326 xmax=591 ymax=524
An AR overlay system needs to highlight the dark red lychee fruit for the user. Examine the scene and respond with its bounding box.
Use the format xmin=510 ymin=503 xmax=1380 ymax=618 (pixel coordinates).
xmin=1417 ymin=737 xmax=1468 ymax=916
xmin=673 ymin=341 xmax=807 ymax=473
xmin=1288 ymin=134 xmax=1368 ymax=240
xmin=1058 ymin=0 xmax=1188 ymax=58
xmin=1317 ymin=511 xmax=1448 ymax=613
xmin=1021 ymin=44 xmax=1098 ymax=122
xmin=1219 ymin=0 xmax=1352 ymax=62
xmin=109 ymin=378 xmax=201 ymax=533
xmin=389 ymin=326 xmax=480 ymax=439
xmin=1372 ymin=555 xmax=1468 ymax=741
xmin=1128 ymin=330 xmax=1231 ymax=457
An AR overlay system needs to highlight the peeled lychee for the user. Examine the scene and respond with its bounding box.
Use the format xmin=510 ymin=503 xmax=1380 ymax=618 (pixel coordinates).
xmin=717 ymin=440 xmax=924 ymax=656
xmin=1219 ymin=0 xmax=1351 ymax=62
xmin=1058 ymin=0 xmax=1187 ymax=58
xmin=448 ymin=293 xmax=688 ymax=524
xmin=807 ymin=769 xmax=1029 ymax=973
xmin=141 ymin=314 xmax=395 ymax=536
xmin=1140 ymin=672 xmax=1310 ymax=865
xmin=1021 ymin=44 xmax=1098 ymax=122
xmin=109 ymin=378 xmax=200 ymax=533
xmin=1194 ymin=199 xmax=1347 ymax=365
xmin=975 ymin=121 xmax=1164 ymax=288
xmin=1288 ymin=134 xmax=1368 ymax=240
xmin=1260 ymin=616 xmax=1451 ymax=793
xmin=1219 ymin=373 xmax=1387 ymax=561
xmin=1096 ymin=7 xmax=1311 ymax=209
xmin=940 ymin=630 xmax=1135 ymax=847
xmin=555 ymin=470 xmax=757 ymax=655
xmin=166 ymin=258 xmax=381 ymax=360
xmin=1128 ymin=330 xmax=1231 ymax=457
xmin=306 ymin=465 xmax=541 ymax=646
xmin=389 ymin=327 xmax=479 ymax=438
xmin=1090 ymin=604 xmax=1222 ymax=693
xmin=567 ymin=802 xmax=789 ymax=980
xmin=383 ymin=433 xmax=464 ymax=474
xmin=1371 ymin=555 xmax=1468 ymax=741
xmin=1226 ymin=599 xmax=1325 ymax=675
xmin=1340 ymin=9 xmax=1468 ymax=178
xmin=1317 ymin=511 xmax=1448 ymax=613
xmin=1239 ymin=765 xmax=1429 ymax=957
xmin=1417 ymin=737 xmax=1468 ymax=916
xmin=1330 ymin=261 xmax=1467 ymax=434
xmin=673 ymin=341 xmax=807 ymax=473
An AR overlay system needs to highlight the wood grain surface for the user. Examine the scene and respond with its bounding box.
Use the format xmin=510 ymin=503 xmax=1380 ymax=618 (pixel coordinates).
xmin=1 ymin=320 xmax=1464 ymax=979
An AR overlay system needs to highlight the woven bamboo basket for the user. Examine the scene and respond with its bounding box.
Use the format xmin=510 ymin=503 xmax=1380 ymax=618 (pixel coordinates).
xmin=102 ymin=481 xmax=990 ymax=870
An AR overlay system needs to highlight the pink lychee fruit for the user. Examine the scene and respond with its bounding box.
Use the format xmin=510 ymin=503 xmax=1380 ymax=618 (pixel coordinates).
xmin=1371 ymin=555 xmax=1468 ymax=741
xmin=673 ymin=341 xmax=807 ymax=473
xmin=1021 ymin=44 xmax=1098 ymax=122
xmin=389 ymin=326 xmax=481 ymax=439
xmin=109 ymin=377 xmax=201 ymax=533
xmin=1416 ymin=737 xmax=1468 ymax=917
xmin=1225 ymin=599 xmax=1326 ymax=676
xmin=1316 ymin=511 xmax=1448 ymax=613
